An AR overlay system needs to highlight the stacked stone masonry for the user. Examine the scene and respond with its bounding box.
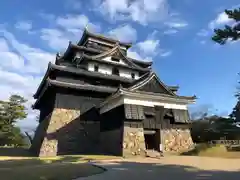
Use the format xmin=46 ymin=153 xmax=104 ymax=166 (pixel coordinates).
xmin=161 ymin=126 xmax=194 ymax=153
xmin=39 ymin=108 xmax=80 ymax=157
xmin=122 ymin=126 xmax=146 ymax=156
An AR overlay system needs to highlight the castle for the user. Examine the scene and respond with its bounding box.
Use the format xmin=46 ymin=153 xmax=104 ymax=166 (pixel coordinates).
xmin=31 ymin=29 xmax=196 ymax=157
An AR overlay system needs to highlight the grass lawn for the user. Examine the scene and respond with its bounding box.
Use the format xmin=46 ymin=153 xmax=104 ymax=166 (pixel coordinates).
xmin=0 ymin=154 xmax=119 ymax=180
xmin=181 ymin=144 xmax=240 ymax=158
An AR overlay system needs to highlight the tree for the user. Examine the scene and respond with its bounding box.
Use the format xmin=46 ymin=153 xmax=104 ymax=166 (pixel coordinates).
xmin=0 ymin=95 xmax=28 ymax=146
xmin=212 ymin=8 xmax=240 ymax=44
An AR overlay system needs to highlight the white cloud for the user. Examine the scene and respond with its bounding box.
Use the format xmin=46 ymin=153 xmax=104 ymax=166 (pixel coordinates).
xmin=0 ymin=38 xmax=10 ymax=51
xmin=209 ymin=12 xmax=234 ymax=29
xmin=0 ymin=29 xmax=54 ymax=74
xmin=160 ymin=50 xmax=172 ymax=57
xmin=95 ymin=0 xmax=170 ymax=25
xmin=40 ymin=14 xmax=101 ymax=51
xmin=200 ymin=40 xmax=206 ymax=45
xmin=40 ymin=28 xmax=71 ymax=51
xmin=108 ymin=24 xmax=137 ymax=42
xmin=197 ymin=29 xmax=209 ymax=37
xmin=127 ymin=50 xmax=152 ymax=62
xmin=56 ymin=14 xmax=101 ymax=32
xmin=100 ymin=0 xmax=129 ymax=18
xmin=0 ymin=68 xmax=41 ymax=131
xmin=164 ymin=21 xmax=188 ymax=28
xmin=163 ymin=29 xmax=178 ymax=34
xmin=137 ymin=39 xmax=160 ymax=55
xmin=0 ymin=29 xmax=52 ymax=131
xmin=15 ymin=21 xmax=32 ymax=31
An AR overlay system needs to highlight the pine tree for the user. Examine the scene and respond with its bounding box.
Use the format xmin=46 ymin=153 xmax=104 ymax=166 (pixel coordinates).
xmin=212 ymin=8 xmax=240 ymax=44
xmin=0 ymin=95 xmax=28 ymax=146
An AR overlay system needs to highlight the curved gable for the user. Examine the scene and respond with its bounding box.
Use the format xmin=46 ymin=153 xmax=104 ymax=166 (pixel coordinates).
xmin=129 ymin=72 xmax=176 ymax=96
xmin=90 ymin=45 xmax=149 ymax=70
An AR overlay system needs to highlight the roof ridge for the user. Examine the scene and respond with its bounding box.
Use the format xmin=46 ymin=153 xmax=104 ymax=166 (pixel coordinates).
xmin=78 ymin=28 xmax=132 ymax=48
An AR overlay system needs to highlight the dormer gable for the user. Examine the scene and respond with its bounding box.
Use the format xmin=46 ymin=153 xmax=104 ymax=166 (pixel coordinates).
xmin=129 ymin=72 xmax=176 ymax=96
xmin=85 ymin=45 xmax=150 ymax=71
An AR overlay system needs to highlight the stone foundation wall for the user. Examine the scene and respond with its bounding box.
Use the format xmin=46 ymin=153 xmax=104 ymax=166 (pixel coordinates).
xmin=161 ymin=125 xmax=194 ymax=153
xmin=122 ymin=125 xmax=146 ymax=157
xmin=100 ymin=128 xmax=123 ymax=156
xmin=35 ymin=108 xmax=101 ymax=157
xmin=30 ymin=114 xmax=51 ymax=155
xmin=38 ymin=108 xmax=80 ymax=157
xmin=76 ymin=121 xmax=100 ymax=154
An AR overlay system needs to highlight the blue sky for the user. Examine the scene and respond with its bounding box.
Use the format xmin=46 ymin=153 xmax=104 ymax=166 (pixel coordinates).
xmin=0 ymin=0 xmax=239 ymax=131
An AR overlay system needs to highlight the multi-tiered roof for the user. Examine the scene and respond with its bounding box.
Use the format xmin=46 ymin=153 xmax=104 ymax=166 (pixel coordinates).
xmin=33 ymin=29 xmax=196 ymax=110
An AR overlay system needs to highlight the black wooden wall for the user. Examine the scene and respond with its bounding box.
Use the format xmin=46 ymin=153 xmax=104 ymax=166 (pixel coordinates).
xmin=54 ymin=88 xmax=107 ymax=114
xmin=100 ymin=105 xmax=125 ymax=156
xmin=39 ymin=89 xmax=56 ymax=122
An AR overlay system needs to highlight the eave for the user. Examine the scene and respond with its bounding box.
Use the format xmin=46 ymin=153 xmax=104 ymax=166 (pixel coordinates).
xmin=33 ymin=62 xmax=134 ymax=99
xmin=33 ymin=62 xmax=52 ymax=99
xmin=58 ymin=43 xmax=152 ymax=68
xmin=32 ymin=78 xmax=117 ymax=109
xmin=100 ymin=88 xmax=196 ymax=109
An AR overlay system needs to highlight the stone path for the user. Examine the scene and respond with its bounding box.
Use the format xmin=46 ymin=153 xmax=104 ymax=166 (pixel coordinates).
xmin=77 ymin=156 xmax=240 ymax=180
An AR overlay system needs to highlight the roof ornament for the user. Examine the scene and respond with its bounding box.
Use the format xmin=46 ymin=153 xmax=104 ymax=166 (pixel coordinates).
xmin=56 ymin=52 xmax=60 ymax=58
xmin=84 ymin=24 xmax=90 ymax=33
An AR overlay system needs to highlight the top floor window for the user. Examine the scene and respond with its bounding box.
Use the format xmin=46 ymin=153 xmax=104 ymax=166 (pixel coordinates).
xmin=131 ymin=73 xmax=135 ymax=79
xmin=94 ymin=64 xmax=99 ymax=72
xmin=112 ymin=67 xmax=119 ymax=76
xmin=111 ymin=57 xmax=120 ymax=62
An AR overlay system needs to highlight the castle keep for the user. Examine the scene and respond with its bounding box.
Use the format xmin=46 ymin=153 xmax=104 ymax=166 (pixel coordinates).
xmin=31 ymin=29 xmax=196 ymax=157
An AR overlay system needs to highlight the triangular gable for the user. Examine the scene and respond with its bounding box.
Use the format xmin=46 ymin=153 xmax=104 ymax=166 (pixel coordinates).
xmin=129 ymin=72 xmax=176 ymax=96
xmin=90 ymin=45 xmax=144 ymax=69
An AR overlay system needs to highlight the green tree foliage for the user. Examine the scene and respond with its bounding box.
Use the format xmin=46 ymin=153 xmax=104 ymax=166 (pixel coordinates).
xmin=212 ymin=8 xmax=240 ymax=44
xmin=0 ymin=95 xmax=28 ymax=146
xmin=191 ymin=115 xmax=240 ymax=143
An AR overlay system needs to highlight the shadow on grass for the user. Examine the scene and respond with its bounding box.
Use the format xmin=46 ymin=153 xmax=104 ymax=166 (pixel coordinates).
xmin=0 ymin=147 xmax=33 ymax=157
xmin=0 ymin=155 xmax=99 ymax=168
xmin=181 ymin=143 xmax=212 ymax=156
xmin=0 ymin=156 xmax=105 ymax=180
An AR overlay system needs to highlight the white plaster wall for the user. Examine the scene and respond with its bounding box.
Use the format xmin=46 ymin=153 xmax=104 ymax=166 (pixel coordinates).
xmin=123 ymin=97 xmax=187 ymax=110
xmin=120 ymin=69 xmax=139 ymax=79
xmin=100 ymin=96 xmax=188 ymax=114
xmin=102 ymin=56 xmax=126 ymax=65
xmin=88 ymin=63 xmax=111 ymax=75
xmin=88 ymin=63 xmax=139 ymax=79
xmin=75 ymin=52 xmax=81 ymax=58
xmin=88 ymin=63 xmax=94 ymax=71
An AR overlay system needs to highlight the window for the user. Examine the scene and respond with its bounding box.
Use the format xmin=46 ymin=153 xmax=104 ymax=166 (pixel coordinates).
xmin=131 ymin=73 xmax=135 ymax=79
xmin=94 ymin=65 xmax=99 ymax=72
xmin=112 ymin=67 xmax=119 ymax=76
xmin=111 ymin=57 xmax=120 ymax=62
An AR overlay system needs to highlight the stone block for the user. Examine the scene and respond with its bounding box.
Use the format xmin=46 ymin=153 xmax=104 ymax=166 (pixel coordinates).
xmin=161 ymin=126 xmax=193 ymax=153
xmin=122 ymin=126 xmax=146 ymax=156
xmin=38 ymin=108 xmax=80 ymax=157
